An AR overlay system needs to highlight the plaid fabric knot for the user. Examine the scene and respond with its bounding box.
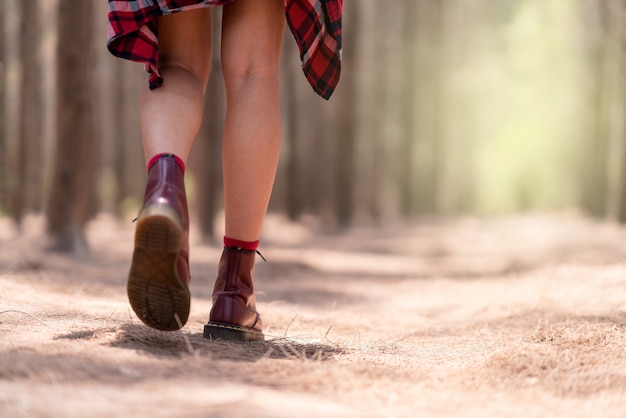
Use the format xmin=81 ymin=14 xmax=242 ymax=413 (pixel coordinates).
xmin=285 ymin=0 xmax=343 ymax=99
xmin=107 ymin=0 xmax=343 ymax=99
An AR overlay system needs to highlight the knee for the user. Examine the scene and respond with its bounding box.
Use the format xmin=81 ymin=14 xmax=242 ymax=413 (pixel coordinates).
xmin=222 ymin=54 xmax=281 ymax=91
xmin=158 ymin=56 xmax=212 ymax=91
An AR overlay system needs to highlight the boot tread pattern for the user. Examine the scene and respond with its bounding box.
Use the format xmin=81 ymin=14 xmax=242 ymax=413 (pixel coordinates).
xmin=128 ymin=214 xmax=190 ymax=331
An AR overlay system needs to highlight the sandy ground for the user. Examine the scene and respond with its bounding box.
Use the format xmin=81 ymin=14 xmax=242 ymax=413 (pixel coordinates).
xmin=1 ymin=212 xmax=626 ymax=417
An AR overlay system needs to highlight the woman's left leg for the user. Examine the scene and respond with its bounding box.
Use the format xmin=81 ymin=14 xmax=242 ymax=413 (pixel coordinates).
xmin=203 ymin=0 xmax=285 ymax=341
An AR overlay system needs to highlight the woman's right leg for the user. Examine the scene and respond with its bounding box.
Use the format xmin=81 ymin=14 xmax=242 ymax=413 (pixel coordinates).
xmin=139 ymin=8 xmax=213 ymax=163
xmin=129 ymin=8 xmax=213 ymax=331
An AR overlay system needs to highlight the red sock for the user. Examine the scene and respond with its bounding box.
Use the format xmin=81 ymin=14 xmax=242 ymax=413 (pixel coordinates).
xmin=147 ymin=153 xmax=186 ymax=173
xmin=224 ymin=236 xmax=260 ymax=251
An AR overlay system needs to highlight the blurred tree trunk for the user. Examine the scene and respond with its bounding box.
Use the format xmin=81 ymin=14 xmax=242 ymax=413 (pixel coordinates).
xmin=619 ymin=81 xmax=626 ymax=223
xmin=46 ymin=0 xmax=96 ymax=255
xmin=193 ymin=9 xmax=225 ymax=242
xmin=581 ymin=0 xmax=610 ymax=218
xmin=414 ymin=0 xmax=444 ymax=215
xmin=113 ymin=60 xmax=144 ymax=216
xmin=333 ymin=1 xmax=358 ymax=227
xmin=9 ymin=0 xmax=43 ymax=223
xmin=365 ymin=2 xmax=388 ymax=222
xmin=282 ymin=31 xmax=301 ymax=221
xmin=614 ymin=0 xmax=626 ymax=223
xmin=437 ymin=0 xmax=479 ymax=214
xmin=399 ymin=0 xmax=419 ymax=218
xmin=281 ymin=29 xmax=326 ymax=222
xmin=113 ymin=60 xmax=132 ymax=214
xmin=0 ymin=1 xmax=5 ymax=214
xmin=602 ymin=0 xmax=624 ymax=221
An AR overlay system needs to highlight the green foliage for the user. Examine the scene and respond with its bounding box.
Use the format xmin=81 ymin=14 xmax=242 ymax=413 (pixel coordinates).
xmin=443 ymin=0 xmax=586 ymax=213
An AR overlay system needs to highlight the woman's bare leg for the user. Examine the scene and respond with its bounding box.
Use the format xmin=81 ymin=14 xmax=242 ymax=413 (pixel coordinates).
xmin=129 ymin=8 xmax=212 ymax=331
xmin=221 ymin=0 xmax=285 ymax=242
xmin=139 ymin=8 xmax=213 ymax=163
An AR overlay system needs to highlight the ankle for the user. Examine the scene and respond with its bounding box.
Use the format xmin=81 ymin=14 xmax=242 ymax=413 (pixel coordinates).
xmin=147 ymin=153 xmax=186 ymax=173
xmin=223 ymin=236 xmax=260 ymax=251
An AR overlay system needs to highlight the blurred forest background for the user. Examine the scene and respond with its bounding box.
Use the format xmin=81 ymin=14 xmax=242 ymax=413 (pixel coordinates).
xmin=1 ymin=0 xmax=626 ymax=253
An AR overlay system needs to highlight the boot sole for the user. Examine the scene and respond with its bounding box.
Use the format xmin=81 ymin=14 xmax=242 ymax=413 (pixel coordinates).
xmin=203 ymin=322 xmax=265 ymax=342
xmin=128 ymin=205 xmax=190 ymax=331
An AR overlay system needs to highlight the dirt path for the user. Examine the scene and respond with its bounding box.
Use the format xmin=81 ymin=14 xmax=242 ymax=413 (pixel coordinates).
xmin=2 ymin=213 xmax=626 ymax=417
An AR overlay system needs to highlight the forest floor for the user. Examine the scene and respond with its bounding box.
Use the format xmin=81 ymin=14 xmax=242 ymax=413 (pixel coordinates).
xmin=2 ymin=212 xmax=626 ymax=417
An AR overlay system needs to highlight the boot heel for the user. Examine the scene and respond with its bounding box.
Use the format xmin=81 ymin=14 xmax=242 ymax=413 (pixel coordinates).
xmin=128 ymin=207 xmax=189 ymax=331
xmin=204 ymin=322 xmax=265 ymax=342
xmin=135 ymin=205 xmax=183 ymax=253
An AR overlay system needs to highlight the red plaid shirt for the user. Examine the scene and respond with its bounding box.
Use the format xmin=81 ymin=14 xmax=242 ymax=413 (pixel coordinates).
xmin=107 ymin=0 xmax=342 ymax=99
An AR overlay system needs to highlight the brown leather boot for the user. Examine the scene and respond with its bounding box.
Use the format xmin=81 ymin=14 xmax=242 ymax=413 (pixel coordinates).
xmin=127 ymin=154 xmax=191 ymax=331
xmin=203 ymin=247 xmax=264 ymax=341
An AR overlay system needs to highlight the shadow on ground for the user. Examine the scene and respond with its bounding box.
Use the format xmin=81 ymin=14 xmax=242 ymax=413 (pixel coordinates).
xmin=109 ymin=323 xmax=345 ymax=362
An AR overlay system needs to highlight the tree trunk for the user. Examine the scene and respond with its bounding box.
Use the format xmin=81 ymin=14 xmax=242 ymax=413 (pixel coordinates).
xmin=399 ymin=0 xmax=419 ymax=218
xmin=581 ymin=0 xmax=610 ymax=218
xmin=46 ymin=0 xmax=96 ymax=255
xmin=0 ymin=1 xmax=5 ymax=215
xmin=9 ymin=0 xmax=43 ymax=223
xmin=618 ymin=81 xmax=626 ymax=222
xmin=113 ymin=59 xmax=130 ymax=214
xmin=613 ymin=1 xmax=626 ymax=223
xmin=333 ymin=2 xmax=358 ymax=227
xmin=22 ymin=0 xmax=43 ymax=214
xmin=113 ymin=60 xmax=144 ymax=216
xmin=414 ymin=0 xmax=444 ymax=215
xmin=282 ymin=28 xmax=303 ymax=221
xmin=192 ymin=9 xmax=225 ymax=242
xmin=365 ymin=2 xmax=388 ymax=222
